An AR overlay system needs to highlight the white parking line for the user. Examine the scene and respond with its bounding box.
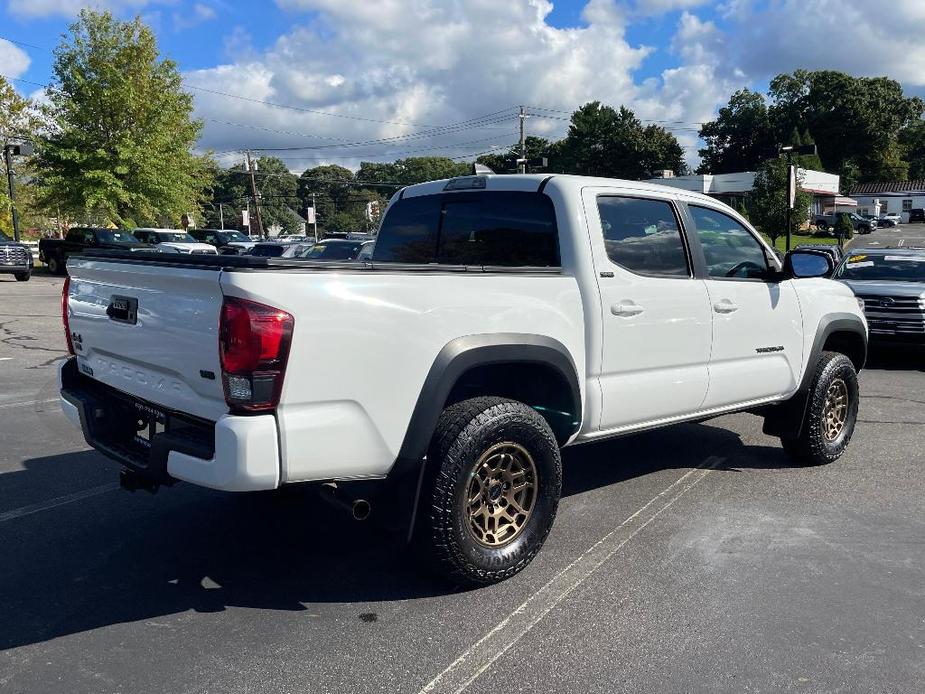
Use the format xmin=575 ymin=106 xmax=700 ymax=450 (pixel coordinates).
xmin=0 ymin=357 xmax=12 ymax=361
xmin=0 ymin=483 xmax=120 ymax=523
xmin=898 ymin=238 xmax=904 ymax=246
xmin=418 ymin=456 xmax=722 ymax=694
xmin=0 ymin=398 xmax=59 ymax=410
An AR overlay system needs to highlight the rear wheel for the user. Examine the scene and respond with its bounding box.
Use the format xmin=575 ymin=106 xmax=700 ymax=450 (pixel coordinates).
xmin=816 ymin=221 xmax=828 ymax=232
xmin=781 ymin=351 xmax=859 ymax=466
xmin=46 ymin=255 xmax=63 ymax=275
xmin=418 ymin=396 xmax=562 ymax=586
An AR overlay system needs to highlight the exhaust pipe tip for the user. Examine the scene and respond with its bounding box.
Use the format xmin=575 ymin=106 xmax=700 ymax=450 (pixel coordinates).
xmin=352 ymin=499 xmax=371 ymax=521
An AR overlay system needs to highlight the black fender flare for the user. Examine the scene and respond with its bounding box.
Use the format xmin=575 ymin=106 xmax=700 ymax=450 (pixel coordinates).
xmin=762 ymin=313 xmax=867 ymax=438
xmin=380 ymin=333 xmax=581 ymax=542
xmin=396 ymin=333 xmax=581 ymax=465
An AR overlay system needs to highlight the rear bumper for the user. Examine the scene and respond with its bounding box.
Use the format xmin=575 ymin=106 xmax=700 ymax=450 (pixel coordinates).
xmin=58 ymin=358 xmax=280 ymax=491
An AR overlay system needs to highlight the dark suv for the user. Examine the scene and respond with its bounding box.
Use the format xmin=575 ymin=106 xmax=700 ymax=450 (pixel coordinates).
xmin=0 ymin=230 xmax=33 ymax=281
xmin=908 ymin=209 xmax=925 ymax=223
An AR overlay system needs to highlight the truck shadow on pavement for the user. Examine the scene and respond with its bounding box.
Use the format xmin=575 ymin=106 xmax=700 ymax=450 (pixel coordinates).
xmin=1 ymin=421 xmax=793 ymax=650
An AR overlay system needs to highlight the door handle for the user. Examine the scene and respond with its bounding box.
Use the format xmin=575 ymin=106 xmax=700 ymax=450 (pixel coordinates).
xmin=713 ymin=299 xmax=739 ymax=314
xmin=611 ymin=301 xmax=645 ymax=317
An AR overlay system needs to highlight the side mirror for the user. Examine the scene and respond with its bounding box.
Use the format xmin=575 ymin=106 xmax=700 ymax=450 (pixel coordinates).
xmin=784 ymin=249 xmax=834 ymax=279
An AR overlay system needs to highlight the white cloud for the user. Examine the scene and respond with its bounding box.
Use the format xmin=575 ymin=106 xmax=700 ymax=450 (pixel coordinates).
xmin=680 ymin=0 xmax=925 ymax=87
xmin=173 ymin=3 xmax=217 ymax=31
xmin=633 ymin=0 xmax=709 ymax=15
xmin=187 ymin=0 xmax=727 ymax=170
xmin=0 ymin=38 xmax=31 ymax=79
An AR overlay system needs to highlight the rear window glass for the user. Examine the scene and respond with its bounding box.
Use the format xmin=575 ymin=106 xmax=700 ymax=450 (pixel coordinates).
xmin=374 ymin=191 xmax=559 ymax=267
xmin=250 ymin=244 xmax=286 ymax=257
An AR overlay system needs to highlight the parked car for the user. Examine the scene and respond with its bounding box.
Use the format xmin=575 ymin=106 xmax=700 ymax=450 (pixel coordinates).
xmin=814 ymin=212 xmax=876 ymax=234
xmin=878 ymin=213 xmax=902 ymax=227
xmin=296 ymin=238 xmax=367 ymax=260
xmin=132 ymin=228 xmax=218 ymax=255
xmin=908 ymin=209 xmax=925 ymax=223
xmin=59 ymin=173 xmax=867 ymax=586
xmin=39 ymin=227 xmax=151 ymax=275
xmin=188 ymin=228 xmax=256 ymax=255
xmin=835 ymin=248 xmax=925 ymax=343
xmin=0 ymin=229 xmax=33 ymax=281
xmin=795 ymin=243 xmax=844 ymax=268
xmin=247 ymin=242 xmax=290 ymax=258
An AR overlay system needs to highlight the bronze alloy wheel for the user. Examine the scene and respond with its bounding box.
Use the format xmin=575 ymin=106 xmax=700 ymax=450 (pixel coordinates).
xmin=822 ymin=378 xmax=849 ymax=441
xmin=465 ymin=442 xmax=538 ymax=547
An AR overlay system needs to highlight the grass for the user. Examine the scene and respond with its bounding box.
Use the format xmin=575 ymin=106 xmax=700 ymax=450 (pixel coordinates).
xmin=761 ymin=233 xmax=838 ymax=251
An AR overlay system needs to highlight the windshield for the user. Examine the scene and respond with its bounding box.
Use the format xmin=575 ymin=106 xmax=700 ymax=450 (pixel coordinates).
xmin=98 ymin=230 xmax=140 ymax=244
xmin=836 ymin=253 xmax=925 ymax=282
xmin=0 ymin=230 xmax=11 ymax=242
xmin=301 ymin=242 xmax=361 ymax=260
xmin=220 ymin=231 xmax=251 ymax=243
xmin=156 ymin=232 xmax=196 ymax=243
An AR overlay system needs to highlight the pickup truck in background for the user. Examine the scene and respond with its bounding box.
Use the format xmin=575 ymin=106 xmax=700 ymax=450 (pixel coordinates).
xmin=39 ymin=227 xmax=151 ymax=275
xmin=59 ymin=174 xmax=868 ymax=586
xmin=814 ymin=212 xmax=876 ymax=234
xmin=187 ymin=228 xmax=256 ymax=255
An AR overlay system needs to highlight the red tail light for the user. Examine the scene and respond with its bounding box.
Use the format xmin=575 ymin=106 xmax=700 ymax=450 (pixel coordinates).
xmin=62 ymin=276 xmax=74 ymax=355
xmin=219 ymin=296 xmax=294 ymax=412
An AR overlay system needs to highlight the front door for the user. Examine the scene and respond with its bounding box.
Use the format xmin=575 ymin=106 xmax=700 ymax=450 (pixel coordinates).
xmin=685 ymin=204 xmax=804 ymax=409
xmin=584 ymin=190 xmax=713 ymax=432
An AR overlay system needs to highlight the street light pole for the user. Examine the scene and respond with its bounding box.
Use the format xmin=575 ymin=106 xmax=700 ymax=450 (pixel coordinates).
xmin=785 ymin=150 xmax=793 ymax=253
xmin=3 ymin=143 xmax=30 ymax=243
xmin=778 ymin=143 xmax=817 ymax=254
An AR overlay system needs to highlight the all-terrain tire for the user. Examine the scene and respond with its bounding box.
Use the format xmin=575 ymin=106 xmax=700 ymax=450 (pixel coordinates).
xmin=14 ymin=271 xmax=30 ymax=281
xmin=46 ymin=255 xmax=63 ymax=275
xmin=418 ymin=396 xmax=562 ymax=587
xmin=781 ymin=351 xmax=859 ymax=466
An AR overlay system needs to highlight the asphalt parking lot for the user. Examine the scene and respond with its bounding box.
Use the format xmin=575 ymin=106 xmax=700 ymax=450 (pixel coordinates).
xmin=1 ymin=272 xmax=924 ymax=694
xmin=848 ymin=219 xmax=925 ymax=250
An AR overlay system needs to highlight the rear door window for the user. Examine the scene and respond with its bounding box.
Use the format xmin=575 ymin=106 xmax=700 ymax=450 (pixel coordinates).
xmin=596 ymin=196 xmax=690 ymax=277
xmin=374 ymin=192 xmax=559 ymax=267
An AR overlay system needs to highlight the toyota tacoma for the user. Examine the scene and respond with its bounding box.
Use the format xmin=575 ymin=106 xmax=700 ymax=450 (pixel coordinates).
xmin=58 ymin=174 xmax=868 ymax=585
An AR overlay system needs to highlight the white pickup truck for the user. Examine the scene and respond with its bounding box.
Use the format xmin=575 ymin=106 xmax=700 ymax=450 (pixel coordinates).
xmin=59 ymin=174 xmax=867 ymax=585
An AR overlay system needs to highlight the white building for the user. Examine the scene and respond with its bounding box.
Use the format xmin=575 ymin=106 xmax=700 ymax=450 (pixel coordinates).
xmin=647 ymin=168 xmax=845 ymax=216
xmin=848 ymin=181 xmax=925 ymax=222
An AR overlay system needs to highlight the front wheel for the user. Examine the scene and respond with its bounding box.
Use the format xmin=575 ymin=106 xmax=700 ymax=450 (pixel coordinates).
xmin=781 ymin=351 xmax=859 ymax=466
xmin=418 ymin=396 xmax=562 ymax=586
xmin=816 ymin=221 xmax=829 ymax=232
xmin=14 ymin=271 xmax=30 ymax=282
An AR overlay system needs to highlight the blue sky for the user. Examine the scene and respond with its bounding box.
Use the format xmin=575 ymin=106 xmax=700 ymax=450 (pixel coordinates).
xmin=2 ymin=1 xmax=924 ymax=170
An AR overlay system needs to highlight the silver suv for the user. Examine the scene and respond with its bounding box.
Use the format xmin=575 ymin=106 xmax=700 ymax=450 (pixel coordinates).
xmin=835 ymin=247 xmax=925 ymax=342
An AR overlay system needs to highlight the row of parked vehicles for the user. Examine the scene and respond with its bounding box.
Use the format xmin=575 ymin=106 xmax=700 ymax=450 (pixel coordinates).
xmin=37 ymin=227 xmax=375 ymax=274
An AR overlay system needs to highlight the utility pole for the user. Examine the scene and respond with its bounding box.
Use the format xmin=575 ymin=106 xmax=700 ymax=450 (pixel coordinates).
xmin=518 ymin=106 xmax=527 ymax=174
xmin=244 ymin=150 xmax=264 ymax=238
xmin=218 ymin=203 xmax=224 ymax=230
xmin=311 ymin=193 xmax=318 ymax=242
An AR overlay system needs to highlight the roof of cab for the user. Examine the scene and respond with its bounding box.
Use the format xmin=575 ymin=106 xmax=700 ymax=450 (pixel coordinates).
xmin=397 ymin=173 xmax=723 ymax=207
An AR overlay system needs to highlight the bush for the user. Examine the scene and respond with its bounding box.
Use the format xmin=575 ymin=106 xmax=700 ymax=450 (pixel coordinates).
xmin=834 ymin=213 xmax=854 ymax=241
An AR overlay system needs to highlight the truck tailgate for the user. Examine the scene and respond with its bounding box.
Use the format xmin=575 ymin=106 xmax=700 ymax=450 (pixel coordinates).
xmin=66 ymin=257 xmax=228 ymax=421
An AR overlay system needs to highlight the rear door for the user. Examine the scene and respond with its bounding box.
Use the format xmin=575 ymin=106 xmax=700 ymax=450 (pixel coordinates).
xmin=67 ymin=257 xmax=228 ymax=420
xmin=685 ymin=203 xmax=804 ymax=408
xmin=583 ymin=188 xmax=713 ymax=431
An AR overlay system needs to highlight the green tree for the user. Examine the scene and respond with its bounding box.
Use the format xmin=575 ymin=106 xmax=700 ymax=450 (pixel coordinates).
xmin=298 ymin=164 xmax=354 ymax=224
xmin=834 ymin=213 xmax=854 ymax=242
xmin=749 ymin=157 xmax=813 ymax=245
xmin=697 ymin=89 xmax=776 ymax=174
xmin=35 ymin=9 xmax=211 ymax=227
xmin=203 ymin=156 xmax=300 ymax=234
xmin=900 ymin=120 xmax=925 ymax=180
xmin=476 ymin=136 xmax=553 ymax=173
xmin=390 ymin=156 xmax=469 ymax=185
xmin=768 ymin=70 xmax=923 ymax=183
xmin=556 ymin=102 xmax=686 ymax=179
